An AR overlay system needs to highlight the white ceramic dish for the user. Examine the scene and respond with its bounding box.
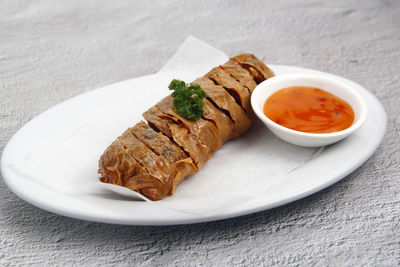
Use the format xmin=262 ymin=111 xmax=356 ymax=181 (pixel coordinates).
xmin=0 ymin=65 xmax=386 ymax=225
xmin=251 ymin=73 xmax=368 ymax=147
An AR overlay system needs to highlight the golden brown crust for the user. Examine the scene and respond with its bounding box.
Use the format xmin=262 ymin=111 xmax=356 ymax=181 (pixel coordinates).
xmin=130 ymin=121 xmax=198 ymax=195
xmin=230 ymin=54 xmax=275 ymax=83
xmin=202 ymin=99 xmax=234 ymax=144
xmin=98 ymin=140 xmax=167 ymax=200
xmin=156 ymin=96 xmax=223 ymax=153
xmin=143 ymin=105 xmax=211 ymax=167
xmin=131 ymin=121 xmax=187 ymax=163
xmin=221 ymin=59 xmax=258 ymax=93
xmin=207 ymin=67 xmax=251 ymax=113
xmin=192 ymin=76 xmax=252 ymax=139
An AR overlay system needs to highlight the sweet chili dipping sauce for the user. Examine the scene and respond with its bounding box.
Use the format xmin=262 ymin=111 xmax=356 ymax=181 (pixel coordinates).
xmin=263 ymin=86 xmax=354 ymax=133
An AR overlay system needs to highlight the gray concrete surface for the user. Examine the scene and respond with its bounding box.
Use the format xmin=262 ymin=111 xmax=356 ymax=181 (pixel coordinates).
xmin=0 ymin=0 xmax=399 ymax=266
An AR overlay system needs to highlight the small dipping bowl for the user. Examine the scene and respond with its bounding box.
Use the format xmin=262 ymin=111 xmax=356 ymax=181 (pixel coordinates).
xmin=251 ymin=73 xmax=367 ymax=147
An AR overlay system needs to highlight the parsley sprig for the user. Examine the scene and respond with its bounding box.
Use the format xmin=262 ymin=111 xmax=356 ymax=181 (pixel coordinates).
xmin=169 ymin=79 xmax=206 ymax=120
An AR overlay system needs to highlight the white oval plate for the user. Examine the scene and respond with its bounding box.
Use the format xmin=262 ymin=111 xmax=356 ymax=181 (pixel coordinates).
xmin=1 ymin=65 xmax=386 ymax=225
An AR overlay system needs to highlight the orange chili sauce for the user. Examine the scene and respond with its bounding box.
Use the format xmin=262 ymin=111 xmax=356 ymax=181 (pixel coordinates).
xmin=263 ymin=86 xmax=354 ymax=133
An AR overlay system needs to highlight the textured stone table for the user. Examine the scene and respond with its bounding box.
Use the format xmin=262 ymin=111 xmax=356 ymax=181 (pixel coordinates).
xmin=1 ymin=1 xmax=399 ymax=265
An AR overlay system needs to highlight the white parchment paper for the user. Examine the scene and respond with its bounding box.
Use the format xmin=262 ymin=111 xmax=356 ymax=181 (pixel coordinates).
xmin=11 ymin=36 xmax=318 ymax=217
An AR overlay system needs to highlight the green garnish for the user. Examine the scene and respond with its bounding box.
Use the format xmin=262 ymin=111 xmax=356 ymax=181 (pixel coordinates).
xmin=169 ymin=79 xmax=207 ymax=120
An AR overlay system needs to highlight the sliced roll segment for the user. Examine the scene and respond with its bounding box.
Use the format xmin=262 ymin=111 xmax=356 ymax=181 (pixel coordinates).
xmin=230 ymin=54 xmax=275 ymax=83
xmin=131 ymin=121 xmax=198 ymax=181
xmin=206 ymin=67 xmax=251 ymax=113
xmin=201 ymin=99 xmax=234 ymax=144
xmin=221 ymin=59 xmax=258 ymax=93
xmin=99 ymin=138 xmax=170 ymax=200
xmin=192 ymin=76 xmax=252 ymax=139
xmin=156 ymin=96 xmax=223 ymax=153
xmin=131 ymin=121 xmax=187 ymax=164
xmin=143 ymin=105 xmax=211 ymax=168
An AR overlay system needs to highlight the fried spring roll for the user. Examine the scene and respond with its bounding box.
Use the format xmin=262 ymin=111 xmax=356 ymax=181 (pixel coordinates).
xmin=99 ymin=54 xmax=274 ymax=200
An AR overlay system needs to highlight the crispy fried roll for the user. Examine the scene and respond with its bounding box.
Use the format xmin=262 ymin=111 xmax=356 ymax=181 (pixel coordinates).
xmin=99 ymin=54 xmax=275 ymax=200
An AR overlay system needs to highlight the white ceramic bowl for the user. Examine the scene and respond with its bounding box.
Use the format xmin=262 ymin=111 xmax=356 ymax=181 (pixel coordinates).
xmin=251 ymin=73 xmax=368 ymax=147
